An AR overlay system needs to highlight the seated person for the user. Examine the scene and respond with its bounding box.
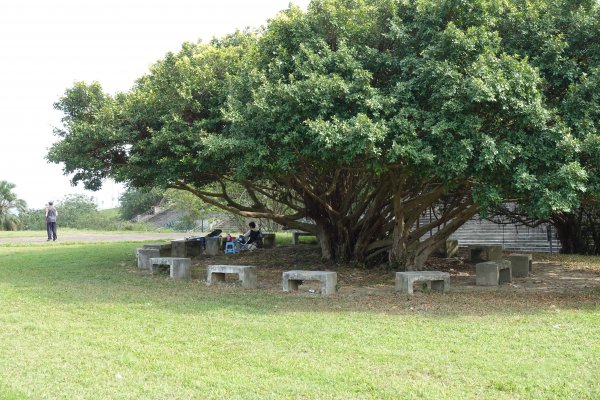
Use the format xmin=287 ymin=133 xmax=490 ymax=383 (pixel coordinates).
xmin=242 ymin=221 xmax=262 ymax=248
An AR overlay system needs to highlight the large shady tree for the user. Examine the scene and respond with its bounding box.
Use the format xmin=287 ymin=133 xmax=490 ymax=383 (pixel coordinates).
xmin=446 ymin=0 xmax=600 ymax=255
xmin=48 ymin=0 xmax=599 ymax=267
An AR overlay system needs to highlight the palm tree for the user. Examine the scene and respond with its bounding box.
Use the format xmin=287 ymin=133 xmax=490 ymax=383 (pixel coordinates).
xmin=0 ymin=181 xmax=27 ymax=231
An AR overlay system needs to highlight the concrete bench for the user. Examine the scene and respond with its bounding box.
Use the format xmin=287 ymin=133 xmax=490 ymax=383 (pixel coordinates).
xmin=149 ymin=257 xmax=192 ymax=279
xmin=476 ymin=260 xmax=512 ymax=286
xmin=282 ymin=270 xmax=337 ymax=295
xmin=469 ymin=245 xmax=503 ymax=263
xmin=207 ymin=265 xmax=257 ymax=289
xmin=262 ymin=233 xmax=276 ymax=249
xmin=291 ymin=232 xmax=317 ymax=245
xmin=395 ymin=271 xmax=450 ymax=295
xmin=171 ymin=238 xmax=205 ymax=258
xmin=143 ymin=243 xmax=172 ymax=256
xmin=509 ymin=253 xmax=532 ymax=278
xmin=136 ymin=248 xmax=160 ymax=270
xmin=204 ymin=237 xmax=223 ymax=255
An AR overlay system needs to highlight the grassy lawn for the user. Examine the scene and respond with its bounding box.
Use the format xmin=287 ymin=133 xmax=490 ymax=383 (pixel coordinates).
xmin=0 ymin=230 xmax=307 ymax=245
xmin=0 ymin=228 xmax=174 ymax=238
xmin=0 ymin=242 xmax=598 ymax=399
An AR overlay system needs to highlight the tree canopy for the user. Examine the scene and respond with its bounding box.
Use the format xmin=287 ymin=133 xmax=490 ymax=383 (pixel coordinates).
xmin=48 ymin=0 xmax=600 ymax=267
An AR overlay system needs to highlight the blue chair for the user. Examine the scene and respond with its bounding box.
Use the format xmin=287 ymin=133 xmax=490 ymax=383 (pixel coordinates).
xmin=224 ymin=241 xmax=236 ymax=254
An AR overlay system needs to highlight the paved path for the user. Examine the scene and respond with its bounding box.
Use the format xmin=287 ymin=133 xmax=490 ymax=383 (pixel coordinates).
xmin=0 ymin=232 xmax=184 ymax=243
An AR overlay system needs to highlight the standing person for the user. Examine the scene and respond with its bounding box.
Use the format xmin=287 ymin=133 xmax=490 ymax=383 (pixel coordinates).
xmin=45 ymin=201 xmax=58 ymax=241
xmin=44 ymin=203 xmax=50 ymax=240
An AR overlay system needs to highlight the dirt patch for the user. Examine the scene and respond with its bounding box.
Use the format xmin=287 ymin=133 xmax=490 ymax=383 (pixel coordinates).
xmin=186 ymin=244 xmax=600 ymax=313
xmin=5 ymin=233 xmax=597 ymax=313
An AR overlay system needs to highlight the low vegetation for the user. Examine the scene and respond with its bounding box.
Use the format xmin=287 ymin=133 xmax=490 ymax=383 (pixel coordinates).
xmin=19 ymin=196 xmax=156 ymax=232
xmin=0 ymin=240 xmax=598 ymax=399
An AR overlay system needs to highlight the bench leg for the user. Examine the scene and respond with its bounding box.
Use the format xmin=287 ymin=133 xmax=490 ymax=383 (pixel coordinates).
xmin=171 ymin=264 xmax=191 ymax=279
xmin=499 ymin=268 xmax=512 ymax=284
xmin=320 ymin=275 xmax=337 ymax=295
xmin=239 ymin=270 xmax=257 ymax=289
xmin=396 ymin=276 xmax=414 ymax=295
xmin=476 ymin=262 xmax=500 ymax=286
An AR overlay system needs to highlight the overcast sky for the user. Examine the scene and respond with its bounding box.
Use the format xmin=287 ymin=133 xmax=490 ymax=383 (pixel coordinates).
xmin=0 ymin=0 xmax=310 ymax=210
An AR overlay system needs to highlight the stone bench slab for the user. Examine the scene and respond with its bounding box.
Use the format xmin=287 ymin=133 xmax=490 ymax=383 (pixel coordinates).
xmin=204 ymin=237 xmax=223 ymax=256
xmin=149 ymin=257 xmax=192 ymax=279
xmin=395 ymin=271 xmax=450 ymax=295
xmin=476 ymin=260 xmax=512 ymax=286
xmin=143 ymin=243 xmax=172 ymax=256
xmin=137 ymin=248 xmax=160 ymax=270
xmin=282 ymin=270 xmax=337 ymax=295
xmin=509 ymin=253 xmax=532 ymax=278
xmin=207 ymin=265 xmax=257 ymax=289
xmin=171 ymin=238 xmax=205 ymax=258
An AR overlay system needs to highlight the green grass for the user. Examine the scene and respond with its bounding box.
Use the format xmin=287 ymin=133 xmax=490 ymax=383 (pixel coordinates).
xmin=0 ymin=242 xmax=598 ymax=399
xmin=273 ymin=232 xmax=319 ymax=245
xmin=0 ymin=228 xmax=171 ymax=238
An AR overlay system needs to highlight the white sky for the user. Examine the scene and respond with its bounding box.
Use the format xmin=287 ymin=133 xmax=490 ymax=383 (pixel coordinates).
xmin=0 ymin=0 xmax=310 ymax=210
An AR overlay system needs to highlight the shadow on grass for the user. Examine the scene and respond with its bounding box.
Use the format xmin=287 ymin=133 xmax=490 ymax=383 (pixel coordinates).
xmin=0 ymin=241 xmax=599 ymax=318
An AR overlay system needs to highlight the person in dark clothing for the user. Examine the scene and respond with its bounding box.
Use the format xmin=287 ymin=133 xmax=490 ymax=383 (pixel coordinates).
xmin=243 ymin=221 xmax=259 ymax=243
xmin=239 ymin=222 xmax=262 ymax=250
xmin=45 ymin=201 xmax=58 ymax=241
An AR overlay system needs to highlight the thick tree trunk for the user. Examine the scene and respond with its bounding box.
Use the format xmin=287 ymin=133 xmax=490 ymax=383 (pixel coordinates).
xmin=389 ymin=185 xmax=445 ymax=270
xmin=553 ymin=209 xmax=600 ymax=255
xmin=316 ymin=225 xmax=335 ymax=260
xmin=388 ymin=187 xmax=478 ymax=270
xmin=389 ymin=194 xmax=412 ymax=269
xmin=182 ymin=173 xmax=477 ymax=267
xmin=302 ymin=179 xmax=385 ymax=263
xmin=314 ymin=218 xmax=355 ymax=262
xmin=554 ymin=213 xmax=586 ymax=254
